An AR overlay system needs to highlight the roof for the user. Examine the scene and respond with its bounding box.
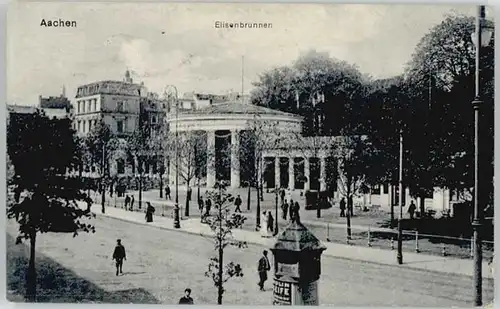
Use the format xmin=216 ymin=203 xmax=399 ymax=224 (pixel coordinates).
xmin=39 ymin=96 xmax=71 ymax=109
xmin=180 ymin=101 xmax=301 ymax=118
xmin=76 ymin=80 xmax=143 ymax=98
xmin=272 ymin=221 xmax=326 ymax=252
xmin=7 ymin=105 xmax=38 ymax=114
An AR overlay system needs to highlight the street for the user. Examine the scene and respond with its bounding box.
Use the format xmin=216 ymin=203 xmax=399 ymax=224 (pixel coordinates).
xmin=7 ymin=216 xmax=494 ymax=306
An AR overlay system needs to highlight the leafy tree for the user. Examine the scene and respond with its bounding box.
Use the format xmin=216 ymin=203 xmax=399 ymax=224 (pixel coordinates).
xmin=205 ymin=182 xmax=246 ymax=305
xmin=404 ymin=14 xmax=494 ymax=211
xmin=7 ymin=111 xmax=95 ymax=302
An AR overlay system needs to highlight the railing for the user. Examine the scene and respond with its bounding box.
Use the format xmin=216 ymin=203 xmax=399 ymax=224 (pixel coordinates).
xmin=324 ymin=223 xmax=494 ymax=261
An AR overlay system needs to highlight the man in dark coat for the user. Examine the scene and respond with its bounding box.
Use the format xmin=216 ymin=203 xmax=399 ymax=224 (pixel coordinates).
xmin=408 ymin=200 xmax=417 ymax=219
xmin=205 ymin=198 xmax=212 ymax=217
xmin=112 ymin=239 xmax=126 ymax=276
xmin=124 ymin=195 xmax=130 ymax=209
xmin=178 ymin=288 xmax=194 ymax=304
xmin=340 ymin=198 xmax=346 ymax=217
xmin=280 ymin=188 xmax=286 ymax=205
xmin=234 ymin=195 xmax=242 ymax=213
xmin=282 ymin=200 xmax=289 ymax=220
xmin=165 ymin=185 xmax=171 ymax=200
xmin=130 ymin=195 xmax=135 ymax=211
xmin=146 ymin=202 xmax=155 ymax=222
xmin=291 ymin=202 xmax=300 ymax=223
xmin=257 ymin=250 xmax=271 ymax=291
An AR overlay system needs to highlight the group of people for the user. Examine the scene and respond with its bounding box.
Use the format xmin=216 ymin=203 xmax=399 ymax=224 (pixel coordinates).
xmin=124 ymin=194 xmax=135 ymax=211
xmin=280 ymin=199 xmax=301 ymax=223
xmin=198 ymin=196 xmax=213 ymax=222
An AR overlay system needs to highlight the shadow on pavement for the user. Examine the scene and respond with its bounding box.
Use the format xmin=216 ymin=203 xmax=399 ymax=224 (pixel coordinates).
xmin=6 ymin=235 xmax=159 ymax=304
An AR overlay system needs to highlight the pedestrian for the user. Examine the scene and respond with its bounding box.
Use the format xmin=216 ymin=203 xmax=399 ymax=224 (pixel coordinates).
xmin=146 ymin=202 xmax=155 ymax=223
xmin=198 ymin=197 xmax=204 ymax=214
xmin=112 ymin=239 xmax=126 ymax=276
xmin=124 ymin=195 xmax=130 ymax=209
xmin=282 ymin=200 xmax=289 ymax=220
xmin=187 ymin=187 xmax=192 ymax=201
xmin=291 ymin=201 xmax=301 ymax=223
xmin=280 ymin=188 xmax=285 ymax=205
xmin=234 ymin=194 xmax=242 ymax=213
xmin=205 ymin=197 xmax=212 ymax=217
xmin=408 ymin=200 xmax=416 ymax=219
xmin=267 ymin=211 xmax=274 ymax=234
xmin=178 ymin=288 xmax=194 ymax=304
xmin=165 ymin=185 xmax=171 ymax=200
xmin=110 ymin=182 xmax=114 ymax=197
xmin=340 ymin=197 xmax=346 ymax=217
xmin=257 ymin=250 xmax=271 ymax=291
xmin=130 ymin=195 xmax=135 ymax=211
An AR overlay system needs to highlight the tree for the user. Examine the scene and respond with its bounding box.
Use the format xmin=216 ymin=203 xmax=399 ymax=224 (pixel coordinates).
xmin=167 ymin=130 xmax=207 ymax=217
xmin=404 ymin=14 xmax=494 ymax=212
xmin=241 ymin=115 xmax=281 ymax=230
xmin=7 ymin=111 xmax=95 ymax=302
xmin=331 ymin=134 xmax=379 ymax=238
xmin=85 ymin=121 xmax=120 ymax=213
xmin=285 ymin=134 xmax=333 ymax=218
xmin=127 ymin=126 xmax=151 ymax=210
xmin=205 ymin=182 xmax=246 ymax=305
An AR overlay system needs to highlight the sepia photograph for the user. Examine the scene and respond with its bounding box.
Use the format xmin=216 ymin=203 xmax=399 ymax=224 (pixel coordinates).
xmin=5 ymin=2 xmax=495 ymax=306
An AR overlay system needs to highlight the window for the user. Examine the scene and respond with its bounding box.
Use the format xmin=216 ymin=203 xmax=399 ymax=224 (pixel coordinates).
xmin=117 ymin=120 xmax=124 ymax=133
xmin=77 ymin=101 xmax=81 ymax=113
xmin=93 ymin=99 xmax=97 ymax=112
xmin=77 ymin=121 xmax=81 ymax=132
xmin=151 ymin=115 xmax=157 ymax=124
xmin=117 ymin=101 xmax=124 ymax=112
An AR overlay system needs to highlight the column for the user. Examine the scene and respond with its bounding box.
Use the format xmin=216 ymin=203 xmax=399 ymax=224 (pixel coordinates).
xmin=275 ymin=157 xmax=281 ymax=189
xmin=206 ymin=130 xmax=216 ymax=188
xmin=304 ymin=157 xmax=310 ymax=191
xmin=230 ymin=130 xmax=240 ymax=188
xmin=387 ymin=185 xmax=392 ymax=210
xmin=405 ymin=187 xmax=411 ymax=206
xmin=319 ymin=156 xmax=326 ymax=191
xmin=168 ymin=158 xmax=175 ymax=186
xmin=288 ymin=157 xmax=295 ymax=190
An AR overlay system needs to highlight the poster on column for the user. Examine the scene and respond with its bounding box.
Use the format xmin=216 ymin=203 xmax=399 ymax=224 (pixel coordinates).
xmin=273 ymin=279 xmax=292 ymax=305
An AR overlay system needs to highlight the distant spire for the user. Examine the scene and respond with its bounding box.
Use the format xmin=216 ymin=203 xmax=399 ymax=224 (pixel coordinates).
xmin=124 ymin=68 xmax=133 ymax=83
xmin=61 ymin=85 xmax=66 ymax=97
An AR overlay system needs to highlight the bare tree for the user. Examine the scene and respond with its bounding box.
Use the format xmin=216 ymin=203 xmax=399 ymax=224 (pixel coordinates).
xmin=331 ymin=135 xmax=377 ymax=238
xmin=205 ymin=182 xmax=246 ymax=305
xmin=166 ymin=130 xmax=207 ymax=217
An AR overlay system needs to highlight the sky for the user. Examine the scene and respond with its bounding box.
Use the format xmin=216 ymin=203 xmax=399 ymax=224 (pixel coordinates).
xmin=7 ymin=2 xmax=484 ymax=105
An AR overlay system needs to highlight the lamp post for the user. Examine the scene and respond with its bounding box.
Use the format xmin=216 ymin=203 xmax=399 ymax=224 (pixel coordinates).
xmin=165 ymin=85 xmax=180 ymax=229
xmin=275 ymin=186 xmax=279 ymax=236
xmin=471 ymin=5 xmax=493 ymax=306
xmin=397 ymin=128 xmax=403 ymax=265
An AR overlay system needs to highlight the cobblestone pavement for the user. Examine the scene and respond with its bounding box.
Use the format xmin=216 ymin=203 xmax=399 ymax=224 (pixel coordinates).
xmin=7 ymin=216 xmax=494 ymax=305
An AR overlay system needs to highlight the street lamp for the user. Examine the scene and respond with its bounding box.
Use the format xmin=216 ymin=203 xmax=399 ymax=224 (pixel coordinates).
xmin=165 ymin=85 xmax=180 ymax=229
xmin=274 ymin=186 xmax=279 ymax=236
xmin=471 ymin=5 xmax=493 ymax=306
xmin=397 ymin=128 xmax=403 ymax=265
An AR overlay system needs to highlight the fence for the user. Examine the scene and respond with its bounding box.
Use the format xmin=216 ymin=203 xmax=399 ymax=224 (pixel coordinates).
xmin=323 ymin=222 xmax=494 ymax=261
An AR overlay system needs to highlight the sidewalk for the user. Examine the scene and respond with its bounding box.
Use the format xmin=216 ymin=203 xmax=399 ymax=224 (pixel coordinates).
xmin=82 ymin=202 xmax=493 ymax=280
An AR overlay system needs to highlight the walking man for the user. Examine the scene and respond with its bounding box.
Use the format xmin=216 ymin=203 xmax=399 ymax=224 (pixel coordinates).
xmin=178 ymin=288 xmax=194 ymax=304
xmin=165 ymin=185 xmax=171 ymax=200
xmin=257 ymin=250 xmax=271 ymax=291
xmin=112 ymin=239 xmax=126 ymax=276
xmin=280 ymin=188 xmax=285 ymax=205
xmin=282 ymin=200 xmax=289 ymax=220
xmin=205 ymin=197 xmax=212 ymax=217
xmin=340 ymin=197 xmax=346 ymax=217
xmin=187 ymin=187 xmax=193 ymax=202
xmin=234 ymin=194 xmax=242 ymax=213
xmin=408 ymin=200 xmax=417 ymax=219
xmin=130 ymin=195 xmax=135 ymax=211
xmin=124 ymin=195 xmax=130 ymax=209
xmin=146 ymin=202 xmax=155 ymax=223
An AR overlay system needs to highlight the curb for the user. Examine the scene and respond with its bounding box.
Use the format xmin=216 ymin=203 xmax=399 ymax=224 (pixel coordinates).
xmin=91 ymin=209 xmax=491 ymax=280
